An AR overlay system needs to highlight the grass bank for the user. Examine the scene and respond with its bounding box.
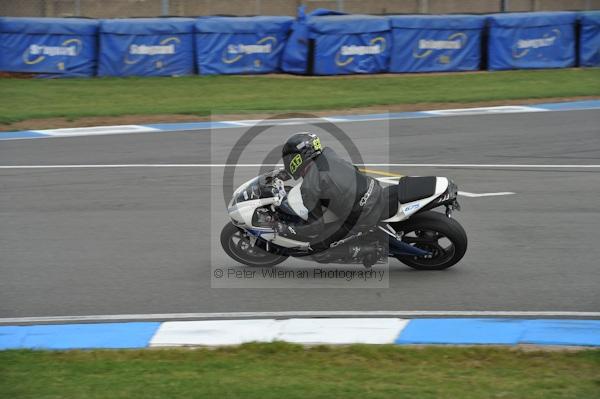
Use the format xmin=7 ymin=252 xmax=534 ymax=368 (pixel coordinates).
xmin=0 ymin=69 xmax=598 ymax=128
xmin=1 ymin=343 xmax=599 ymax=399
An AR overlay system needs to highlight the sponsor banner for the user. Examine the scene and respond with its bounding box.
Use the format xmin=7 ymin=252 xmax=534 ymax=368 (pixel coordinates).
xmin=389 ymin=15 xmax=484 ymax=73
xmin=195 ymin=17 xmax=293 ymax=75
xmin=487 ymin=12 xmax=577 ymax=70
xmin=98 ymin=18 xmax=195 ymax=77
xmin=308 ymin=15 xmax=391 ymax=75
xmin=313 ymin=32 xmax=390 ymax=75
xmin=0 ymin=17 xmax=98 ymax=77
xmin=196 ymin=33 xmax=287 ymax=75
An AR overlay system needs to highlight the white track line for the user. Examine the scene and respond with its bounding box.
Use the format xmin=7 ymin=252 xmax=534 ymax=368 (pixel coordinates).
xmin=458 ymin=191 xmax=516 ymax=197
xmin=1 ymin=311 xmax=599 ymax=324
xmin=0 ymin=164 xmax=281 ymax=169
xmin=1 ymin=164 xmax=599 ymax=169
xmin=424 ymin=105 xmax=547 ymax=116
xmin=31 ymin=125 xmax=160 ymax=136
xmin=362 ymin=164 xmax=600 ymax=168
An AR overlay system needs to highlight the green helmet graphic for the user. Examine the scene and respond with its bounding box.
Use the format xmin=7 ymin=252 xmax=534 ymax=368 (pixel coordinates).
xmin=281 ymin=132 xmax=322 ymax=179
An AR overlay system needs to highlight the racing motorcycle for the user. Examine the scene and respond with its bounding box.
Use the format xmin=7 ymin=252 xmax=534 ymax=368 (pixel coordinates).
xmin=221 ymin=169 xmax=467 ymax=270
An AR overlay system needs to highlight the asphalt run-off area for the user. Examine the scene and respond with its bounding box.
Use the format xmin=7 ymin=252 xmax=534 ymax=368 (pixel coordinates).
xmin=1 ymin=105 xmax=599 ymax=322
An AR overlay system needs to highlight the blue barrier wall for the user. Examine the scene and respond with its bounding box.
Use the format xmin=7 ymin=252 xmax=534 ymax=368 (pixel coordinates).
xmin=309 ymin=15 xmax=391 ymax=75
xmin=487 ymin=12 xmax=577 ymax=71
xmin=281 ymin=7 xmax=345 ymax=74
xmin=98 ymin=18 xmax=195 ymax=77
xmin=0 ymin=17 xmax=98 ymax=77
xmin=389 ymin=15 xmax=485 ymax=73
xmin=0 ymin=12 xmax=592 ymax=77
xmin=195 ymin=16 xmax=293 ymax=75
xmin=579 ymin=11 xmax=600 ymax=67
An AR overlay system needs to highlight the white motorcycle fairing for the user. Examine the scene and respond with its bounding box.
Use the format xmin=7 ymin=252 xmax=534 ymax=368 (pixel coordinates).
xmin=227 ymin=175 xmax=311 ymax=249
xmin=221 ymin=168 xmax=466 ymax=270
xmin=227 ymin=171 xmax=452 ymax=252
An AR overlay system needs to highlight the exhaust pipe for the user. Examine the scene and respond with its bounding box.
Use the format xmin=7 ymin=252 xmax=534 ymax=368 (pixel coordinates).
xmin=389 ymin=239 xmax=431 ymax=257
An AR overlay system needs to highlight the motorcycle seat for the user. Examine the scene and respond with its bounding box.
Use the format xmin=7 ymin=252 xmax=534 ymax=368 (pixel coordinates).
xmin=397 ymin=176 xmax=437 ymax=203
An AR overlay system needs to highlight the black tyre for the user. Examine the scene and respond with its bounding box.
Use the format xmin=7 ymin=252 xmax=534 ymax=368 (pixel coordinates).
xmin=391 ymin=211 xmax=467 ymax=270
xmin=220 ymin=222 xmax=288 ymax=267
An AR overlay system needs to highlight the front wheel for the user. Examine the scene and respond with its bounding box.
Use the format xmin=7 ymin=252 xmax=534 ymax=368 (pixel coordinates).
xmin=220 ymin=222 xmax=288 ymax=267
xmin=391 ymin=211 xmax=467 ymax=270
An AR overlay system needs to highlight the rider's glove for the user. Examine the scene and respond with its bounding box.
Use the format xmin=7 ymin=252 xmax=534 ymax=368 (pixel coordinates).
xmin=275 ymin=169 xmax=291 ymax=181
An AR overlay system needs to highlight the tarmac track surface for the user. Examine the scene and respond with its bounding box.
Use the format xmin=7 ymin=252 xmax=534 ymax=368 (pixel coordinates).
xmin=1 ymin=109 xmax=599 ymax=318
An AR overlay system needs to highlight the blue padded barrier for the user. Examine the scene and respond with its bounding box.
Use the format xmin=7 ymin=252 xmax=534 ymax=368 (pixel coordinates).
xmin=487 ymin=12 xmax=577 ymax=70
xmin=98 ymin=18 xmax=195 ymax=77
xmin=389 ymin=15 xmax=485 ymax=73
xmin=579 ymin=11 xmax=600 ymax=67
xmin=308 ymin=14 xmax=391 ymax=75
xmin=0 ymin=17 xmax=99 ymax=77
xmin=195 ymin=16 xmax=293 ymax=75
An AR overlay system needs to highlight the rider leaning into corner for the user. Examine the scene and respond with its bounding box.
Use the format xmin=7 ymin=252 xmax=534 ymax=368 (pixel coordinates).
xmin=276 ymin=132 xmax=397 ymax=252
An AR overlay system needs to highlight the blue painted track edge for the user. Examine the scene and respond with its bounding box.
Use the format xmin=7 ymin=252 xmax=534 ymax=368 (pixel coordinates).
xmin=1 ymin=99 xmax=599 ymax=141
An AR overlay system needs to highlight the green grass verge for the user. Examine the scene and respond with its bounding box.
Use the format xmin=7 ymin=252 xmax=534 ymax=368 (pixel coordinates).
xmin=1 ymin=343 xmax=599 ymax=399
xmin=0 ymin=69 xmax=599 ymax=124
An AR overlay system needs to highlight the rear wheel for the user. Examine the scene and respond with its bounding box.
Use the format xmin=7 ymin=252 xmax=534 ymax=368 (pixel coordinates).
xmin=220 ymin=222 xmax=288 ymax=267
xmin=391 ymin=211 xmax=467 ymax=270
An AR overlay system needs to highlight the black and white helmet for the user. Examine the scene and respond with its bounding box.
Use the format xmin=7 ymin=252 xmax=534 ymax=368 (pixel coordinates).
xmin=281 ymin=132 xmax=323 ymax=179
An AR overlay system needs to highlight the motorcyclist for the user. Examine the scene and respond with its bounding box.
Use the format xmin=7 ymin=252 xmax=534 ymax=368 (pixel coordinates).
xmin=276 ymin=132 xmax=387 ymax=252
